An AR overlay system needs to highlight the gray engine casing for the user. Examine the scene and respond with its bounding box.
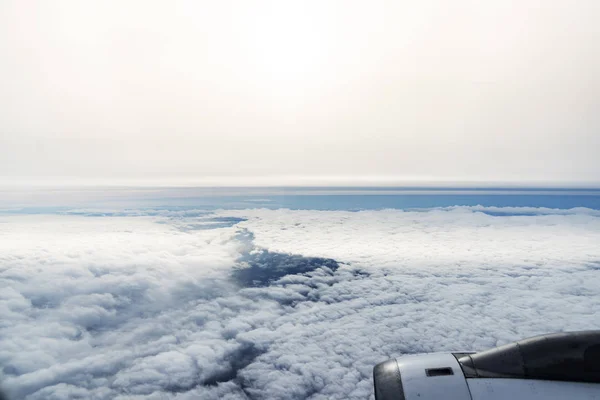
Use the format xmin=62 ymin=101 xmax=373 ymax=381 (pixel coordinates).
xmin=373 ymin=331 xmax=600 ymax=400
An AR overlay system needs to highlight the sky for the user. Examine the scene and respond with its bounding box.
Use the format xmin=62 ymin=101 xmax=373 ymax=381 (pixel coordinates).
xmin=1 ymin=0 xmax=599 ymax=186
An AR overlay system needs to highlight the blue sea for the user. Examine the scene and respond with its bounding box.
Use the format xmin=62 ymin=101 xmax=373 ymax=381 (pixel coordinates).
xmin=4 ymin=186 xmax=600 ymax=213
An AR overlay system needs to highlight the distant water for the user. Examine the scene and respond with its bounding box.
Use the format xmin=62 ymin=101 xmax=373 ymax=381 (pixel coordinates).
xmin=135 ymin=192 xmax=600 ymax=211
xmin=224 ymin=193 xmax=600 ymax=211
xmin=4 ymin=187 xmax=600 ymax=213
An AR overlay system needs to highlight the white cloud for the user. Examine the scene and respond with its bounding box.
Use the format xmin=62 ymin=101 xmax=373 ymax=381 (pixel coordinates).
xmin=220 ymin=208 xmax=600 ymax=270
xmin=2 ymin=208 xmax=600 ymax=399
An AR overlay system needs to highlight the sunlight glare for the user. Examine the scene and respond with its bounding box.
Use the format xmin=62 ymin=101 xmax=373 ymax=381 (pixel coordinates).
xmin=243 ymin=2 xmax=333 ymax=92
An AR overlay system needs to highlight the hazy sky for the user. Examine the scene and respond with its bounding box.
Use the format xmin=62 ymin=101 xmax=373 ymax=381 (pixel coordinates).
xmin=1 ymin=0 xmax=599 ymax=186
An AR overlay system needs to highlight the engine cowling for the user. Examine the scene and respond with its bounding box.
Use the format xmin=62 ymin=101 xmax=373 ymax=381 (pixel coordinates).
xmin=373 ymin=330 xmax=600 ymax=400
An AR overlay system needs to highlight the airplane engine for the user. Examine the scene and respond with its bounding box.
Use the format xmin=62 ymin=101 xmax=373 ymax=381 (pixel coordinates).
xmin=373 ymin=330 xmax=600 ymax=400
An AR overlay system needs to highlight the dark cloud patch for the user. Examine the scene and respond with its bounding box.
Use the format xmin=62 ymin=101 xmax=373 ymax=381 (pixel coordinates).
xmin=29 ymin=296 xmax=60 ymax=309
xmin=203 ymin=343 xmax=265 ymax=388
xmin=351 ymin=269 xmax=370 ymax=278
xmin=232 ymin=250 xmax=340 ymax=288
xmin=587 ymin=262 xmax=600 ymax=271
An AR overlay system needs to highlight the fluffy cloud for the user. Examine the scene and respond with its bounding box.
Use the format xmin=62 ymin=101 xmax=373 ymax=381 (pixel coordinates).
xmin=2 ymin=208 xmax=600 ymax=399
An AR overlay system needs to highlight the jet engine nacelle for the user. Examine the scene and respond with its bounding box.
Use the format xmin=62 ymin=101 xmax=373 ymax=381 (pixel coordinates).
xmin=373 ymin=330 xmax=600 ymax=400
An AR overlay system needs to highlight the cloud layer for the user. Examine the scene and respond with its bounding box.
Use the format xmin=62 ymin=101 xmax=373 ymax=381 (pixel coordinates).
xmin=2 ymin=208 xmax=600 ymax=399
